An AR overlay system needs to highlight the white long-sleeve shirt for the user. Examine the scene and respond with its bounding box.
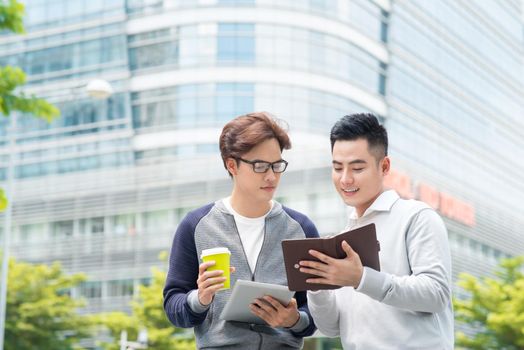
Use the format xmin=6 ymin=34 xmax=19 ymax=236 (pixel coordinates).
xmin=308 ymin=190 xmax=453 ymax=350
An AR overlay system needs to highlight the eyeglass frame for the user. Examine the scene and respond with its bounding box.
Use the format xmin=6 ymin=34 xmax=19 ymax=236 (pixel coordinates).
xmin=235 ymin=157 xmax=289 ymax=173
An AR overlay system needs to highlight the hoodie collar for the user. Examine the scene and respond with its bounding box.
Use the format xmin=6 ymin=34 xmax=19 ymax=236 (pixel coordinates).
xmin=215 ymin=198 xmax=283 ymax=218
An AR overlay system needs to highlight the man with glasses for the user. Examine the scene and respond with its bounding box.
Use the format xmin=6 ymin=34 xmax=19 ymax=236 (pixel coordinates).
xmin=163 ymin=112 xmax=318 ymax=349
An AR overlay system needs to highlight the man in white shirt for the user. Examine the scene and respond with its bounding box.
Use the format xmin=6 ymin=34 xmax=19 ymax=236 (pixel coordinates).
xmin=299 ymin=113 xmax=453 ymax=349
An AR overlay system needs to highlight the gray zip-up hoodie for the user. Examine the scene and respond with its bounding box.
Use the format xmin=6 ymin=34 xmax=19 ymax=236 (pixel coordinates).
xmin=163 ymin=200 xmax=318 ymax=349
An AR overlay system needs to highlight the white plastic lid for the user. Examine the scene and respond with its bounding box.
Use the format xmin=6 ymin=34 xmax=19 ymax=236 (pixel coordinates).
xmin=200 ymin=247 xmax=231 ymax=258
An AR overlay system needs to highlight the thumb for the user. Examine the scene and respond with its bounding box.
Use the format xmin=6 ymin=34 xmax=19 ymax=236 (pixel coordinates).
xmin=342 ymin=240 xmax=356 ymax=258
xmin=287 ymin=297 xmax=297 ymax=309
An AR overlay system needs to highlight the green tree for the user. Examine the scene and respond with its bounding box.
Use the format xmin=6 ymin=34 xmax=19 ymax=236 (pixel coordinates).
xmin=95 ymin=253 xmax=195 ymax=350
xmin=454 ymin=256 xmax=524 ymax=349
xmin=0 ymin=0 xmax=60 ymax=211
xmin=4 ymin=257 xmax=93 ymax=350
xmin=0 ymin=0 xmax=59 ymax=122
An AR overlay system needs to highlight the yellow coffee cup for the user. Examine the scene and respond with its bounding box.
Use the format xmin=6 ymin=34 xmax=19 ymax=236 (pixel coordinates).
xmin=200 ymin=247 xmax=231 ymax=290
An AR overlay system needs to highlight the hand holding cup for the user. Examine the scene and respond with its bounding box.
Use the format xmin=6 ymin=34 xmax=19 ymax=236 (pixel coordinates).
xmin=197 ymin=247 xmax=233 ymax=306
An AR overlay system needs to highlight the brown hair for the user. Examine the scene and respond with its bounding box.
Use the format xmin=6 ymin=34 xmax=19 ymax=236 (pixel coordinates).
xmin=219 ymin=112 xmax=291 ymax=176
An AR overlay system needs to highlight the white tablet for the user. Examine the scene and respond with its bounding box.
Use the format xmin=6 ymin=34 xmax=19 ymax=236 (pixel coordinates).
xmin=220 ymin=280 xmax=294 ymax=325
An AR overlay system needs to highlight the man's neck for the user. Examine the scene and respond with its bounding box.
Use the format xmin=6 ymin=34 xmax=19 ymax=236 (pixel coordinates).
xmin=355 ymin=190 xmax=385 ymax=218
xmin=230 ymin=193 xmax=271 ymax=218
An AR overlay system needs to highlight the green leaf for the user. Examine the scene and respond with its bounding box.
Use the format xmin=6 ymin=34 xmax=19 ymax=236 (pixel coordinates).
xmin=453 ymin=256 xmax=524 ymax=349
xmin=0 ymin=0 xmax=26 ymax=34
xmin=95 ymin=255 xmax=195 ymax=350
xmin=5 ymin=258 xmax=93 ymax=350
xmin=0 ymin=66 xmax=60 ymax=122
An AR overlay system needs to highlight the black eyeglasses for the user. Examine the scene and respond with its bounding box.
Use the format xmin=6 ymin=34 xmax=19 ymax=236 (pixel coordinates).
xmin=236 ymin=157 xmax=288 ymax=173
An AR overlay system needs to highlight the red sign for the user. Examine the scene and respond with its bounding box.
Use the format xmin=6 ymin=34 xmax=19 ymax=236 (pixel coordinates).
xmin=384 ymin=169 xmax=476 ymax=227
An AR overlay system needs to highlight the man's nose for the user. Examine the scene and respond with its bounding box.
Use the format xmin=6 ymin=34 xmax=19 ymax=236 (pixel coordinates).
xmin=264 ymin=167 xmax=277 ymax=181
xmin=340 ymin=169 xmax=353 ymax=185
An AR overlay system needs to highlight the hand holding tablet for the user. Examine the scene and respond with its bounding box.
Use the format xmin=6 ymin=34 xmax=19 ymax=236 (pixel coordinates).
xmin=220 ymin=280 xmax=294 ymax=325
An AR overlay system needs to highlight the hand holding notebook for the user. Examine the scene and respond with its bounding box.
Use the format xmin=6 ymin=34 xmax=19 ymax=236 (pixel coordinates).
xmin=281 ymin=223 xmax=380 ymax=291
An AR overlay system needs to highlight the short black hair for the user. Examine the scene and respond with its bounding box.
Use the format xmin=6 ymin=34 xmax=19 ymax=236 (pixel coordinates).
xmin=330 ymin=113 xmax=388 ymax=160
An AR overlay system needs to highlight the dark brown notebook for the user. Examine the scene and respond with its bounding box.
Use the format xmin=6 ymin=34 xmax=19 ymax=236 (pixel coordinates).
xmin=281 ymin=223 xmax=380 ymax=291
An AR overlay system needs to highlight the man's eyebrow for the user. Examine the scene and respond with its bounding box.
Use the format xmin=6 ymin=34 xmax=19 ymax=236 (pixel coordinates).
xmin=251 ymin=158 xmax=283 ymax=163
xmin=332 ymin=159 xmax=367 ymax=165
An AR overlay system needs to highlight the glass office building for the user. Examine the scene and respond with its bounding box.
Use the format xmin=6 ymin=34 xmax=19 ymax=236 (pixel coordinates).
xmin=1 ymin=0 xmax=523 ymax=344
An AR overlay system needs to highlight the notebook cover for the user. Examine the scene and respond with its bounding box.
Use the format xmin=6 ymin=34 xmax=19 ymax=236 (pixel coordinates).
xmin=281 ymin=223 xmax=380 ymax=291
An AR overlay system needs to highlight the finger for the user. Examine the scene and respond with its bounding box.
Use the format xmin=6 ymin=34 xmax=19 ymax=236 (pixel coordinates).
xmin=262 ymin=296 xmax=284 ymax=311
xmin=299 ymin=260 xmax=327 ymax=271
xmin=203 ymin=283 xmax=225 ymax=295
xmin=230 ymin=266 xmax=236 ymax=273
xmin=199 ymin=261 xmax=216 ymax=274
xmin=306 ymin=277 xmax=338 ymax=286
xmin=199 ymin=270 xmax=224 ymax=281
xmin=250 ymin=304 xmax=272 ymax=322
xmin=299 ymin=267 xmax=325 ymax=277
xmin=250 ymin=302 xmax=273 ymax=317
xmin=200 ymin=282 xmax=225 ymax=301
xmin=298 ymin=260 xmax=324 ymax=269
xmin=253 ymin=298 xmax=278 ymax=313
xmin=203 ymin=269 xmax=224 ymax=278
xmin=199 ymin=276 xmax=226 ymax=289
xmin=287 ymin=298 xmax=297 ymax=309
xmin=308 ymin=249 xmax=334 ymax=264
xmin=342 ymin=240 xmax=356 ymax=257
xmin=299 ymin=260 xmax=329 ymax=273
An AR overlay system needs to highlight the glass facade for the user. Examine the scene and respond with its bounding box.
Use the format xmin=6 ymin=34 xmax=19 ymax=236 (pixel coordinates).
xmin=386 ymin=0 xmax=524 ymax=286
xmin=0 ymin=23 xmax=127 ymax=85
xmin=127 ymin=22 xmax=385 ymax=94
xmin=131 ymin=82 xmax=368 ymax=132
xmin=1 ymin=0 xmax=523 ymax=347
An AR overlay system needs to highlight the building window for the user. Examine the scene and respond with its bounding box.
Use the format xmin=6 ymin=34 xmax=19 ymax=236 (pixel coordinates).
xmin=51 ymin=220 xmax=74 ymax=239
xmin=142 ymin=210 xmax=170 ymax=232
xmin=215 ymin=83 xmax=254 ymax=123
xmin=19 ymin=223 xmax=47 ymax=243
xmin=108 ymin=279 xmax=134 ymax=297
xmin=22 ymin=35 xmax=126 ymax=82
xmin=380 ymin=9 xmax=389 ymax=43
xmin=139 ymin=277 xmax=152 ymax=287
xmin=217 ymin=0 xmax=255 ymax=5
xmin=126 ymin=0 xmax=164 ymax=15
xmin=309 ymin=0 xmax=338 ymax=12
xmin=110 ymin=214 xmax=136 ymax=236
xmin=132 ymin=83 xmax=254 ymax=130
xmin=79 ymin=281 xmax=102 ymax=299
xmin=217 ymin=23 xmax=255 ymax=63
xmin=128 ymin=28 xmax=177 ymax=70
xmin=379 ymin=62 xmax=387 ymax=96
xmin=79 ymin=217 xmax=105 ymax=236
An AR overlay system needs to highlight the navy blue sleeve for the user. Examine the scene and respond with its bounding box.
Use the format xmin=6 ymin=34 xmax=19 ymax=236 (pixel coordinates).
xmin=282 ymin=206 xmax=320 ymax=239
xmin=163 ymin=204 xmax=214 ymax=328
xmin=283 ymin=206 xmax=319 ymax=337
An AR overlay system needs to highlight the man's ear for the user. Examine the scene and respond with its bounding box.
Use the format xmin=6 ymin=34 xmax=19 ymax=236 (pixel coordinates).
xmin=226 ymin=158 xmax=238 ymax=176
xmin=381 ymin=156 xmax=391 ymax=175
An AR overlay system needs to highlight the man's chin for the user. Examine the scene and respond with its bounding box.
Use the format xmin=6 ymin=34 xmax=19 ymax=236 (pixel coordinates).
xmin=259 ymin=191 xmax=275 ymax=202
xmin=339 ymin=192 xmax=359 ymax=205
xmin=342 ymin=199 xmax=357 ymax=207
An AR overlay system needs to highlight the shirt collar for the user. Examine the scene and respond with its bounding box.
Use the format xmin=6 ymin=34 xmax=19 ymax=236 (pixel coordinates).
xmin=348 ymin=190 xmax=400 ymax=220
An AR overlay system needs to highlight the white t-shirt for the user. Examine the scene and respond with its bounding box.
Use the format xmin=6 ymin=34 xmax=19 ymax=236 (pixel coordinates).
xmin=223 ymin=197 xmax=272 ymax=273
